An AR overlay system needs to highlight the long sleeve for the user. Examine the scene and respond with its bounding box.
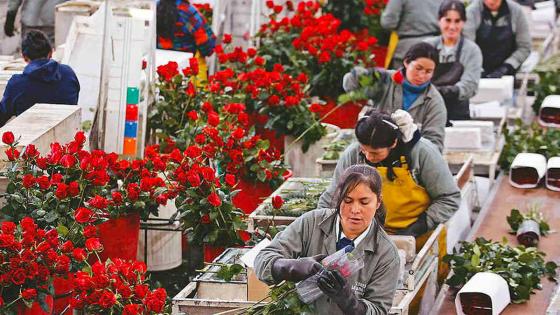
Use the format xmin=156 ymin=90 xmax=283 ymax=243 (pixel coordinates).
xmin=415 ymin=140 xmax=461 ymax=229
xmin=361 ymin=244 xmax=400 ymax=315
xmin=505 ymin=6 xmax=531 ymax=69
xmin=7 ymin=0 xmax=22 ymax=14
xmin=463 ymin=4 xmax=481 ymax=41
xmin=380 ymin=0 xmax=403 ymax=31
xmin=456 ymin=41 xmax=483 ymax=100
xmin=0 ymin=81 xmax=15 ymax=127
xmin=418 ymin=88 xmax=446 ymax=152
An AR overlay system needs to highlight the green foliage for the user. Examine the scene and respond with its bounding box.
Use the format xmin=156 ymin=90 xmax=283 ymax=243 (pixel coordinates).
xmin=322 ymin=0 xmax=389 ymax=43
xmin=215 ymin=263 xmax=245 ymax=282
xmin=499 ymin=119 xmax=560 ymax=170
xmin=444 ymin=238 xmax=557 ymax=303
xmin=531 ymin=54 xmax=560 ymax=113
xmin=507 ymin=206 xmax=550 ymax=236
xmin=246 ymin=281 xmax=314 ymax=315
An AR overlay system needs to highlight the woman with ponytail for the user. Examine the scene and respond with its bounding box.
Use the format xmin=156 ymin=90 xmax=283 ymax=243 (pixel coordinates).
xmin=318 ymin=110 xmax=460 ymax=249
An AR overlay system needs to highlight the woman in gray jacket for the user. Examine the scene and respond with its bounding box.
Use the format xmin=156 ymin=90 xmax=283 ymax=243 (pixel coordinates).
xmin=255 ymin=164 xmax=399 ymax=315
xmin=464 ymin=0 xmax=531 ymax=77
xmin=317 ymin=111 xmax=460 ymax=242
xmin=425 ymin=0 xmax=483 ymax=120
xmin=343 ymin=43 xmax=447 ymax=151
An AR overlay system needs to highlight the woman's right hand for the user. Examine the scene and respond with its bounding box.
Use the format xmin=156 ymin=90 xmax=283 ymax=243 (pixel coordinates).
xmin=342 ymin=66 xmax=369 ymax=92
xmin=271 ymin=254 xmax=326 ymax=282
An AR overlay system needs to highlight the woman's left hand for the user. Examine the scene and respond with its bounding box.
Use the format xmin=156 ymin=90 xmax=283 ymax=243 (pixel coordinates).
xmin=317 ymin=269 xmax=367 ymax=313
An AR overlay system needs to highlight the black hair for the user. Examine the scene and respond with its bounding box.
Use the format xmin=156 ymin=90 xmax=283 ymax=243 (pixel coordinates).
xmin=355 ymin=110 xmax=400 ymax=149
xmin=21 ymin=30 xmax=52 ymax=60
xmin=403 ymin=42 xmax=439 ymax=67
xmin=438 ymin=0 xmax=467 ymax=21
xmin=157 ymin=0 xmax=179 ymax=39
xmin=333 ymin=165 xmax=386 ymax=250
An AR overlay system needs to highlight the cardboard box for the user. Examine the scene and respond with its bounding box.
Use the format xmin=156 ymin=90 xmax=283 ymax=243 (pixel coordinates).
xmin=247 ymin=267 xmax=270 ymax=302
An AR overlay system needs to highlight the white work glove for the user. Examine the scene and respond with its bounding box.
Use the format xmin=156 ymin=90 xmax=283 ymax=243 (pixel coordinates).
xmin=342 ymin=66 xmax=369 ymax=92
xmin=391 ymin=109 xmax=418 ymax=143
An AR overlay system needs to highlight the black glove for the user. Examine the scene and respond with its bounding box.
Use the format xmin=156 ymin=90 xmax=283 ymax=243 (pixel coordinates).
xmin=4 ymin=11 xmax=16 ymax=37
xmin=394 ymin=212 xmax=429 ymax=237
xmin=271 ymin=254 xmax=326 ymax=283
xmin=485 ymin=63 xmax=515 ymax=78
xmin=317 ymin=269 xmax=367 ymax=314
xmin=437 ymin=85 xmax=460 ymax=101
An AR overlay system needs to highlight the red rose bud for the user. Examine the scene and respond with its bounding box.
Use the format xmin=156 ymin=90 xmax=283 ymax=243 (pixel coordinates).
xmin=72 ymin=248 xmax=87 ymax=261
xmin=1 ymin=131 xmax=14 ymax=145
xmin=83 ymin=225 xmax=98 ymax=238
xmin=85 ymin=237 xmax=103 ymax=252
xmin=225 ymin=174 xmax=236 ymax=186
xmin=74 ymin=131 xmax=86 ymax=144
xmin=223 ymin=34 xmax=232 ymax=44
xmin=75 ymin=207 xmax=95 ymax=224
xmin=21 ymin=288 xmax=37 ymax=300
xmin=207 ymin=192 xmax=222 ymax=207
xmin=60 ymin=154 xmax=77 ymax=168
xmin=22 ymin=174 xmax=36 ymax=188
xmin=201 ymin=214 xmax=211 ymax=224
xmin=271 ymin=195 xmax=284 ymax=209
xmin=4 ymin=148 xmax=20 ymax=161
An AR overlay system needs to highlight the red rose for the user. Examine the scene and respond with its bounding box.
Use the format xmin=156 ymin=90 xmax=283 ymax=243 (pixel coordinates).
xmin=88 ymin=195 xmax=109 ymax=209
xmin=266 ymin=0 xmax=274 ymax=9
xmin=72 ymin=248 xmax=87 ymax=261
xmin=195 ymin=134 xmax=206 ymax=144
xmin=20 ymin=217 xmax=36 ymax=232
xmin=187 ymin=172 xmax=201 ymax=187
xmin=55 ymin=255 xmax=71 ymax=273
xmin=145 ymin=288 xmax=167 ymax=313
xmin=225 ymin=174 xmax=236 ymax=186
xmin=60 ymin=154 xmax=77 ymax=168
xmin=21 ymin=288 xmax=37 ymax=301
xmin=85 ymin=237 xmax=103 ymax=252
xmin=5 ymin=148 xmax=20 ymax=161
xmin=74 ymin=131 xmax=86 ymax=144
xmin=201 ymin=101 xmax=214 ymax=112
xmin=2 ymin=131 xmax=14 ymax=145
xmin=200 ymin=214 xmax=211 ymax=224
xmin=392 ymin=70 xmax=404 ymax=85
xmin=207 ymin=192 xmax=222 ymax=207
xmin=61 ymin=240 xmax=74 ymax=252
xmin=75 ymin=207 xmax=95 ymax=224
xmin=273 ymin=5 xmax=283 ymax=13
xmin=11 ymin=269 xmax=26 ymax=285
xmin=267 ymin=95 xmax=280 ymax=106
xmin=55 ymin=183 xmax=68 ymax=199
xmin=83 ymin=225 xmax=98 ymax=238
xmin=1 ymin=222 xmax=16 ymax=234
xmin=127 ymin=183 xmax=140 ymax=201
xmin=185 ymin=145 xmax=202 ymax=158
xmin=111 ymin=191 xmax=123 ymax=204
xmin=68 ymin=181 xmax=80 ymax=197
xmin=98 ymin=290 xmax=117 ymax=309
xmin=207 ymin=112 xmax=220 ymax=126
xmin=223 ymin=34 xmax=232 ymax=44
xmin=36 ymin=176 xmax=51 ymax=189
xmin=232 ymin=128 xmax=245 ymax=140
xmin=134 ymin=284 xmax=150 ymax=299
xmin=23 ymin=144 xmax=39 ymax=159
xmin=22 ymin=174 xmax=35 ymax=188
xmin=123 ymin=304 xmax=143 ymax=315
xmin=156 ymin=61 xmax=179 ymax=82
xmin=156 ymin=194 xmax=168 ymax=205
xmin=187 ymin=110 xmax=199 ymax=121
xmin=201 ymin=167 xmax=215 ymax=181
xmin=254 ymin=56 xmax=265 ymax=66
xmin=271 ymin=195 xmax=284 ymax=209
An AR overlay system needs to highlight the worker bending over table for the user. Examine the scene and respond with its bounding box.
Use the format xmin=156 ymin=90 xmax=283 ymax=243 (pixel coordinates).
xmin=318 ymin=111 xmax=460 ymax=249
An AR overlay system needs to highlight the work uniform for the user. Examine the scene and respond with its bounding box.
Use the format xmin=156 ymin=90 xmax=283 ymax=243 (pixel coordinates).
xmin=464 ymin=0 xmax=531 ymax=76
xmin=7 ymin=0 xmax=68 ymax=43
xmin=360 ymin=69 xmax=447 ymax=152
xmin=0 ymin=59 xmax=80 ymax=127
xmin=317 ymin=138 xmax=461 ymax=235
xmin=255 ymin=208 xmax=400 ymax=315
xmin=380 ymin=0 xmax=443 ymax=68
xmin=424 ymin=36 xmax=483 ymax=120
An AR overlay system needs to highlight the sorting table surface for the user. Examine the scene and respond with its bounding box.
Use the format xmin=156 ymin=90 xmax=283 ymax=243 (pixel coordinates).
xmin=435 ymin=175 xmax=560 ymax=314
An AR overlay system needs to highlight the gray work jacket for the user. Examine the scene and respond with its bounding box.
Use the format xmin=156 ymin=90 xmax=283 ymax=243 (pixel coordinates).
xmin=463 ymin=0 xmax=531 ymax=69
xmin=254 ymin=208 xmax=400 ymax=315
xmin=380 ymin=0 xmax=443 ymax=67
xmin=424 ymin=36 xmax=483 ymax=101
xmin=317 ymin=140 xmax=461 ymax=230
xmin=8 ymin=0 xmax=68 ymax=27
xmin=364 ymin=69 xmax=447 ymax=152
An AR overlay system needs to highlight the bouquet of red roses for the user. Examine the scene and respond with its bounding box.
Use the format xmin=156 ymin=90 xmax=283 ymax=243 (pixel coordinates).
xmin=70 ymin=259 xmax=167 ymax=314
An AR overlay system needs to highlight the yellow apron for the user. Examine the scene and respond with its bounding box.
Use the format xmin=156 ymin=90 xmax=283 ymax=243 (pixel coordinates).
xmin=384 ymin=31 xmax=399 ymax=69
xmin=192 ymin=51 xmax=208 ymax=89
xmin=377 ymin=156 xmax=431 ymax=231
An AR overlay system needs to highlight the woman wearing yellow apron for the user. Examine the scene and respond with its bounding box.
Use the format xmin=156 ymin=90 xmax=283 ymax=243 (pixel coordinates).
xmin=318 ymin=110 xmax=460 ymax=248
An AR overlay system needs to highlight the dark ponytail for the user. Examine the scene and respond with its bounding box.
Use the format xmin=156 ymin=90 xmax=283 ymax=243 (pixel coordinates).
xmin=157 ymin=0 xmax=179 ymax=39
xmin=355 ymin=110 xmax=400 ymax=149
